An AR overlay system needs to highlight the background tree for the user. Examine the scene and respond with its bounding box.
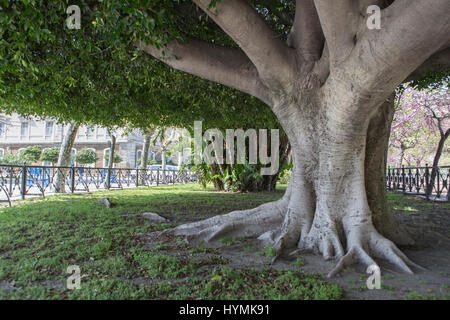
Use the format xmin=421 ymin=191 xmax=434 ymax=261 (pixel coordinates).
xmin=74 ymin=149 xmax=98 ymax=167
xmin=104 ymin=153 xmax=123 ymax=166
xmin=18 ymin=146 xmax=42 ymax=165
xmin=54 ymin=122 xmax=80 ymax=193
xmin=389 ymin=85 xmax=449 ymax=169
xmin=39 ymin=148 xmax=60 ymax=165
xmin=417 ymin=86 xmax=450 ymax=196
xmin=105 ymin=128 xmax=117 ymax=189
xmin=0 ymin=154 xmax=23 ymax=165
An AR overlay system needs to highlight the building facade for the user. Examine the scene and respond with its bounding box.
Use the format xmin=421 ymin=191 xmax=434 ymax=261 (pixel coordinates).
xmin=0 ymin=113 xmax=155 ymax=168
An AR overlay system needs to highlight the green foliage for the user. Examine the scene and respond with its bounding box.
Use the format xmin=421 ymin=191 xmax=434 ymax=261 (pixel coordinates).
xmin=292 ymin=257 xmax=306 ymax=267
xmin=39 ymin=148 xmax=60 ymax=164
xmin=0 ymin=1 xmax=279 ymax=133
xmin=74 ymin=149 xmax=97 ymax=165
xmin=189 ymin=163 xmax=213 ymax=189
xmin=0 ymin=153 xmax=23 ymax=165
xmin=230 ymin=163 xmax=263 ymax=192
xmin=264 ymin=245 xmax=277 ymax=258
xmin=19 ymin=146 xmax=42 ymax=164
xmin=278 ymin=163 xmax=292 ymax=184
xmin=104 ymin=153 xmax=123 ymax=164
xmin=190 ymin=161 xmax=266 ymax=192
xmin=197 ymin=266 xmax=342 ymax=300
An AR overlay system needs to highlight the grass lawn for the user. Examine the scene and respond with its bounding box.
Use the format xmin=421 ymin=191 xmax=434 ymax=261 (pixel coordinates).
xmin=0 ymin=184 xmax=343 ymax=300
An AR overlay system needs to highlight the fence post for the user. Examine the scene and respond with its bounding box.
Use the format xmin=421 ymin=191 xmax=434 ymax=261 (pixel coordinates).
xmin=9 ymin=166 xmax=13 ymax=196
xmin=425 ymin=163 xmax=430 ymax=199
xmin=408 ymin=167 xmax=412 ymax=192
xmin=136 ymin=168 xmax=139 ymax=187
xmin=387 ymin=168 xmax=391 ymax=190
xmin=401 ymin=165 xmax=405 ymax=193
xmin=21 ymin=164 xmax=27 ymax=200
xmin=416 ymin=167 xmax=420 ymax=193
xmin=71 ymin=165 xmax=75 ymax=193
xmin=436 ymin=166 xmax=441 ymax=198
xmin=157 ymin=169 xmax=160 ymax=186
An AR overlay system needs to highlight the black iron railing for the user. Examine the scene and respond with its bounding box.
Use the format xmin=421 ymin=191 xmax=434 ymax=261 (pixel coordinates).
xmin=386 ymin=165 xmax=449 ymax=200
xmin=0 ymin=164 xmax=196 ymax=206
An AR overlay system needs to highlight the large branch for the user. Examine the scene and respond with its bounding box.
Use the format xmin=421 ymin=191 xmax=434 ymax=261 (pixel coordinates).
xmin=347 ymin=0 xmax=450 ymax=93
xmin=405 ymin=47 xmax=450 ymax=82
xmin=289 ymin=0 xmax=324 ymax=61
xmin=193 ymin=0 xmax=295 ymax=89
xmin=314 ymin=0 xmax=359 ymax=65
xmin=136 ymin=39 xmax=270 ymax=104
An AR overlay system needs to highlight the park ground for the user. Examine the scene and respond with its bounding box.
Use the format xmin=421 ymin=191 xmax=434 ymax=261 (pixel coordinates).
xmin=0 ymin=184 xmax=448 ymax=300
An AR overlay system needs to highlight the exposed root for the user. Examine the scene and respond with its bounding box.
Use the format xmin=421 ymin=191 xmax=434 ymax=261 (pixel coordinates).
xmin=271 ymin=180 xmax=316 ymax=262
xmin=161 ymin=196 xmax=289 ymax=245
xmin=326 ymin=226 xmax=424 ymax=278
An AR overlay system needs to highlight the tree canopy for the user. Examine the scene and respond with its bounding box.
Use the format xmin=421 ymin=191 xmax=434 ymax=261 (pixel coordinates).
xmin=0 ymin=0 xmax=280 ymax=132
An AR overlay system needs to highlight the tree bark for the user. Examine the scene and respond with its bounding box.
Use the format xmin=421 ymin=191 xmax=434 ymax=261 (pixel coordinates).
xmin=161 ymin=150 xmax=167 ymax=183
xmin=106 ymin=131 xmax=116 ymax=189
xmin=426 ymin=129 xmax=450 ymax=197
xmin=139 ymin=133 xmax=152 ymax=184
xmin=54 ymin=122 xmax=79 ymax=193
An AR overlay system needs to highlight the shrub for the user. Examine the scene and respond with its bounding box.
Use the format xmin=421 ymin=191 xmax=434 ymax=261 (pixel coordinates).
xmin=0 ymin=153 xmax=23 ymax=165
xmin=40 ymin=148 xmax=60 ymax=164
xmin=19 ymin=146 xmax=42 ymax=164
xmin=104 ymin=152 xmax=122 ymax=164
xmin=75 ymin=149 xmax=98 ymax=165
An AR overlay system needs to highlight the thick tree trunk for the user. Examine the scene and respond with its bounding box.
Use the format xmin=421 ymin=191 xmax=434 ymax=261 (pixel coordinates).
xmin=54 ymin=122 xmax=79 ymax=193
xmin=165 ymin=91 xmax=421 ymax=277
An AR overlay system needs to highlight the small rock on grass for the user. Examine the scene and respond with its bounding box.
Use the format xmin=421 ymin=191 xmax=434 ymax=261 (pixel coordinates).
xmin=141 ymin=212 xmax=169 ymax=223
xmin=98 ymin=198 xmax=114 ymax=208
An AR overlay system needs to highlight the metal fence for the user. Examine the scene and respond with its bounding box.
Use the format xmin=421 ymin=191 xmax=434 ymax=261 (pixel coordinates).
xmin=386 ymin=165 xmax=449 ymax=200
xmin=0 ymin=164 xmax=196 ymax=206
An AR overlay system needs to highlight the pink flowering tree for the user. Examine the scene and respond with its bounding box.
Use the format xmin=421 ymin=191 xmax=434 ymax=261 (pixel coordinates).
xmin=389 ymin=83 xmax=450 ymax=195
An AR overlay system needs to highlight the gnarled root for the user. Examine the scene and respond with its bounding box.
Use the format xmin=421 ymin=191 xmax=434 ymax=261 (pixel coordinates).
xmin=327 ymin=225 xmax=425 ymax=277
xmin=162 ymin=188 xmax=291 ymax=245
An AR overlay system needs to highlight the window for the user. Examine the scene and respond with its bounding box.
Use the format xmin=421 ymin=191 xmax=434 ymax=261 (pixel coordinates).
xmin=20 ymin=122 xmax=29 ymax=138
xmin=45 ymin=121 xmax=54 ymax=137
xmin=0 ymin=123 xmax=5 ymax=137
xmin=86 ymin=126 xmax=95 ymax=138
xmin=136 ymin=150 xmax=142 ymax=167
xmin=86 ymin=148 xmax=96 ymax=167
xmin=104 ymin=148 xmax=110 ymax=167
